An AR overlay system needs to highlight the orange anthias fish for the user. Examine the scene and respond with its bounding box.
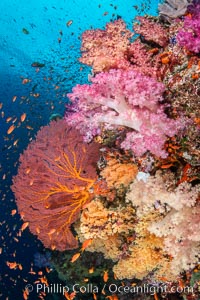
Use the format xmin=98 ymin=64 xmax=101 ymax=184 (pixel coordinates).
xmin=23 ymin=289 xmax=29 ymax=300
xmin=81 ymin=238 xmax=93 ymax=251
xmin=70 ymin=252 xmax=81 ymax=263
xmin=7 ymin=124 xmax=16 ymax=135
xmin=11 ymin=209 xmax=17 ymax=216
xmin=154 ymin=293 xmax=159 ymax=300
xmin=6 ymin=261 xmax=18 ymax=269
xmin=20 ymin=222 xmax=29 ymax=231
xmin=20 ymin=113 xmax=26 ymax=122
xmin=66 ymin=20 xmax=73 ymax=27
xmin=103 ymin=270 xmax=109 ymax=282
xmin=106 ymin=295 xmax=118 ymax=300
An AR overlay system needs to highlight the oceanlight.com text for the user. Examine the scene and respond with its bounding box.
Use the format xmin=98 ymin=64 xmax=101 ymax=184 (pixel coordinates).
xmin=24 ymin=282 xmax=198 ymax=296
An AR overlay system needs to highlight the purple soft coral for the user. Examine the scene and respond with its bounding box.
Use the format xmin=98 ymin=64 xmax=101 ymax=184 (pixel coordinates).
xmin=177 ymin=9 xmax=200 ymax=53
xmin=65 ymin=69 xmax=180 ymax=158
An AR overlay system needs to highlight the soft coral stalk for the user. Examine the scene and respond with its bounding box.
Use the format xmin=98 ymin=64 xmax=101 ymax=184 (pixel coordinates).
xmin=65 ymin=69 xmax=180 ymax=158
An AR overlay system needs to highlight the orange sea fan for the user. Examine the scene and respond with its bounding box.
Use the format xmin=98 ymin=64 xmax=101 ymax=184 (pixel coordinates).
xmin=12 ymin=120 xmax=100 ymax=251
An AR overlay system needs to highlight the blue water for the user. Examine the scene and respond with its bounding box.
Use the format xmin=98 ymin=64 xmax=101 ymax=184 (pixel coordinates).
xmin=0 ymin=0 xmax=160 ymax=299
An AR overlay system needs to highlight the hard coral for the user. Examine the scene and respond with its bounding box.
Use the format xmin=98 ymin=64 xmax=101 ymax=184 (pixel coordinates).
xmin=66 ymin=69 xmax=180 ymax=158
xmin=12 ymin=120 xmax=100 ymax=251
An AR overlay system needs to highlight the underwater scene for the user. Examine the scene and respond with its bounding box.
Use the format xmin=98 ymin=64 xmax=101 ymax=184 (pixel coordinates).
xmin=0 ymin=0 xmax=200 ymax=299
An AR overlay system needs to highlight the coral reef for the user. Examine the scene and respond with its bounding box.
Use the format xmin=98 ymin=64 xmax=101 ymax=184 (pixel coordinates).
xmin=12 ymin=2 xmax=200 ymax=299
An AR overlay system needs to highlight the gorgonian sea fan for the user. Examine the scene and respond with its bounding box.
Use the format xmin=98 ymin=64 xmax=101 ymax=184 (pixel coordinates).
xmin=65 ymin=69 xmax=181 ymax=158
xmin=11 ymin=120 xmax=100 ymax=251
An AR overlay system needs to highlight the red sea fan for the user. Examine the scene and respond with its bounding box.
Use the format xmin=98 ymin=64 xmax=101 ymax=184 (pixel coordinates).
xmin=11 ymin=120 xmax=100 ymax=251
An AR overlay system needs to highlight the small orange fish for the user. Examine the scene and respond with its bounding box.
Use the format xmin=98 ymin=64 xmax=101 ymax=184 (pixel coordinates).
xmin=88 ymin=267 xmax=94 ymax=274
xmin=148 ymin=48 xmax=159 ymax=54
xmin=48 ymin=228 xmax=56 ymax=235
xmin=12 ymin=117 xmax=17 ymax=123
xmin=22 ymin=78 xmax=31 ymax=84
xmin=81 ymin=238 xmax=93 ymax=251
xmin=39 ymin=276 xmax=48 ymax=285
xmin=29 ymin=268 xmax=36 ymax=275
xmin=93 ymin=293 xmax=97 ymax=300
xmin=25 ymin=168 xmax=31 ymax=174
xmin=51 ymin=244 xmax=56 ymax=250
xmin=6 ymin=117 xmax=13 ymax=123
xmin=0 ymin=102 xmax=3 ymax=109
xmin=103 ymin=270 xmax=109 ymax=282
xmin=21 ymin=222 xmax=29 ymax=231
xmin=36 ymin=227 xmax=40 ymax=234
xmin=7 ymin=124 xmax=16 ymax=134
xmin=160 ymin=163 xmax=173 ymax=169
xmin=106 ymin=295 xmax=118 ymax=300
xmin=23 ymin=289 xmax=29 ymax=300
xmin=13 ymin=139 xmax=19 ymax=146
xmin=154 ymin=293 xmax=159 ymax=300
xmin=70 ymin=252 xmax=81 ymax=263
xmin=11 ymin=209 xmax=17 ymax=216
xmin=12 ymin=96 xmax=17 ymax=102
xmin=32 ymin=93 xmax=40 ymax=98
xmin=20 ymin=113 xmax=26 ymax=122
xmin=66 ymin=20 xmax=73 ymax=27
xmin=26 ymin=125 xmax=34 ymax=130
xmin=6 ymin=261 xmax=18 ymax=269
xmin=38 ymin=271 xmax=43 ymax=275
xmin=64 ymin=291 xmax=71 ymax=300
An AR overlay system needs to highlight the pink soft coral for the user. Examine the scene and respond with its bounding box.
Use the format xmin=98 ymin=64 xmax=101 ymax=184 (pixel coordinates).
xmin=79 ymin=19 xmax=133 ymax=73
xmin=133 ymin=16 xmax=169 ymax=47
xmin=65 ymin=69 xmax=180 ymax=158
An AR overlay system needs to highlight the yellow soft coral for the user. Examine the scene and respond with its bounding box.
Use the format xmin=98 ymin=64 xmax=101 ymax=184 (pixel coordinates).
xmin=100 ymin=158 xmax=138 ymax=188
xmin=113 ymin=241 xmax=163 ymax=280
xmin=77 ymin=199 xmax=136 ymax=260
